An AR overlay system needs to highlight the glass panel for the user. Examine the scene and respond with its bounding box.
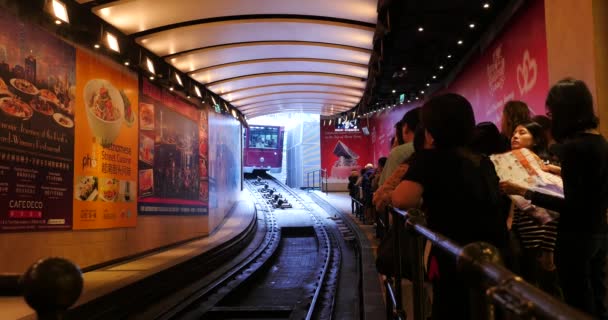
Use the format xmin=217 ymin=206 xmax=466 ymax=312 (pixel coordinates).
xmin=249 ymin=126 xmax=279 ymax=149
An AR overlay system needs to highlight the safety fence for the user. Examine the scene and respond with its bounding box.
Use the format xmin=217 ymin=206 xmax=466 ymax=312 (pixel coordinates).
xmin=304 ymin=169 xmax=328 ymax=193
xmin=379 ymin=206 xmax=593 ymax=320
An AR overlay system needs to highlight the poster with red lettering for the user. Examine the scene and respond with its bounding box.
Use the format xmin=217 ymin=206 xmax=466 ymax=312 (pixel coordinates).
xmin=320 ymin=120 xmax=372 ymax=190
xmin=446 ymin=0 xmax=549 ymax=124
xmin=0 ymin=11 xmax=75 ymax=232
xmin=368 ymin=103 xmax=422 ymax=165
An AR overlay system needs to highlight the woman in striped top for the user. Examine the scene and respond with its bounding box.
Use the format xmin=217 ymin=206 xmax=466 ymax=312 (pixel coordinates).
xmin=509 ymin=121 xmax=562 ymax=298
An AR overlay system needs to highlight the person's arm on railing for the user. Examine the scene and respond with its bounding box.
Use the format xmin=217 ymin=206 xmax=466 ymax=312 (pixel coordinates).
xmin=391 ymin=179 xmax=423 ymax=210
xmin=373 ymin=163 xmax=410 ymax=211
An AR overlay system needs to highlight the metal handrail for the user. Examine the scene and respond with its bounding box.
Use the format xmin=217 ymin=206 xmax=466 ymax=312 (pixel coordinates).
xmin=304 ymin=169 xmax=327 ymax=193
xmin=387 ymin=207 xmax=594 ymax=320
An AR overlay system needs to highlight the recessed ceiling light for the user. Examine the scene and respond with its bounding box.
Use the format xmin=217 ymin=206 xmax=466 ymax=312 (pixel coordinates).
xmin=392 ymin=89 xmax=396 ymax=93
xmin=447 ymin=54 xmax=452 ymax=59
xmin=418 ymin=27 xmax=424 ymax=32
xmin=124 ymin=61 xmax=130 ymax=66
xmin=145 ymin=57 xmax=155 ymax=74
xmin=105 ymin=32 xmax=120 ymax=53
xmin=483 ymin=3 xmax=490 ymax=9
xmin=432 ymin=75 xmax=437 ymax=79
xmin=457 ymin=40 xmax=463 ymax=45
xmin=149 ymin=76 xmax=154 ymax=80
xmin=420 ymin=90 xmax=425 ymax=94
xmin=426 ymin=83 xmax=430 ymax=87
xmin=51 ymin=0 xmax=69 ymax=24
xmin=54 ymin=20 xmax=62 ymax=25
xmin=439 ymin=65 xmax=444 ymax=70
xmin=407 ymin=100 xmax=411 ymax=103
xmin=415 ymin=97 xmax=419 ymax=100
xmin=469 ymin=23 xmax=476 ymax=29
xmin=402 ymin=67 xmax=406 ymax=71
xmin=93 ymin=44 xmax=100 ymax=49
xmin=169 ymin=86 xmax=174 ymax=91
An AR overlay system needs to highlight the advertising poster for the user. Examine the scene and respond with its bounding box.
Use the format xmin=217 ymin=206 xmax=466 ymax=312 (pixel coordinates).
xmin=73 ymin=50 xmax=138 ymax=229
xmin=367 ymin=103 xmax=421 ymax=165
xmin=138 ymin=79 xmax=208 ymax=215
xmin=0 ymin=11 xmax=75 ymax=232
xmin=446 ymin=0 xmax=548 ymax=123
xmin=320 ymin=121 xmax=372 ymax=186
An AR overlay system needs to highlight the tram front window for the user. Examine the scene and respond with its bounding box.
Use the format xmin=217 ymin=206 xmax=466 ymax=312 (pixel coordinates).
xmin=250 ymin=127 xmax=278 ymax=149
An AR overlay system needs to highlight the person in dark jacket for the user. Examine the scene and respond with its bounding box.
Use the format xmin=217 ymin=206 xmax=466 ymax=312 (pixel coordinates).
xmin=500 ymin=78 xmax=608 ymax=319
xmin=392 ymin=93 xmax=508 ymax=320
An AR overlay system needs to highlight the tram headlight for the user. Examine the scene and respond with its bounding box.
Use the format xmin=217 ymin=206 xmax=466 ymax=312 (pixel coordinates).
xmin=260 ymin=157 xmax=265 ymax=163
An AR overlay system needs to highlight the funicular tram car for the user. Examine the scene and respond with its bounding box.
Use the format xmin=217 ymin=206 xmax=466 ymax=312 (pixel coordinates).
xmin=243 ymin=125 xmax=285 ymax=173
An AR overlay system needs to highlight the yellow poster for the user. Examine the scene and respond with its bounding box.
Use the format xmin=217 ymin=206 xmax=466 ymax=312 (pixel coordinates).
xmin=73 ymin=50 xmax=138 ymax=229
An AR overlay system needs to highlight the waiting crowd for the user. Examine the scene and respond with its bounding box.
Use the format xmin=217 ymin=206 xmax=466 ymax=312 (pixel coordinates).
xmin=348 ymin=78 xmax=608 ymax=319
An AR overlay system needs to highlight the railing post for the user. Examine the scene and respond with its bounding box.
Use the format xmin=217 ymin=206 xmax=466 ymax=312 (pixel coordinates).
xmin=307 ymin=172 xmax=310 ymax=189
xmin=392 ymin=210 xmax=404 ymax=318
xmin=404 ymin=209 xmax=428 ymax=320
xmin=458 ymin=242 xmax=503 ymax=320
xmin=21 ymin=257 xmax=83 ymax=320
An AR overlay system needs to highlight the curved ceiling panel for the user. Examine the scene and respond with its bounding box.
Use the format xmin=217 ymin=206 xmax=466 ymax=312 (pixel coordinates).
xmin=246 ymin=108 xmax=342 ymax=118
xmin=222 ymin=84 xmax=363 ymax=102
xmin=167 ymin=42 xmax=371 ymax=72
xmin=191 ymin=59 xmax=367 ymax=84
xmin=87 ymin=0 xmax=377 ymax=117
xmin=240 ymin=99 xmax=355 ymax=111
xmin=93 ymin=0 xmax=377 ymax=35
xmin=209 ymin=73 xmax=366 ymax=94
xmin=241 ymin=102 xmax=352 ymax=111
xmin=241 ymin=104 xmax=351 ymax=115
xmin=137 ymin=19 xmax=375 ymax=56
xmin=235 ymin=92 xmax=360 ymax=107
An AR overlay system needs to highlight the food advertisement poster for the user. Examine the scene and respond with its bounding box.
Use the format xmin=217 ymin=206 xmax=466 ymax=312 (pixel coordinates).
xmin=320 ymin=121 xmax=372 ymax=185
xmin=0 ymin=11 xmax=75 ymax=232
xmin=73 ymin=50 xmax=138 ymax=229
xmin=138 ymin=79 xmax=208 ymax=215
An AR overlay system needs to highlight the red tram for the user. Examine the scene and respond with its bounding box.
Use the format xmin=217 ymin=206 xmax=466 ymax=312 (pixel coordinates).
xmin=243 ymin=125 xmax=285 ymax=173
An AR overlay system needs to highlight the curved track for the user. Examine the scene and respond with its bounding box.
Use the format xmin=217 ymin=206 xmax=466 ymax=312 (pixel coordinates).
xmin=154 ymin=172 xmax=341 ymax=320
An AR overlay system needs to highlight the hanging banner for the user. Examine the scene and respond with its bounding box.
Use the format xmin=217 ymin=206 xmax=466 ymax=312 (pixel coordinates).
xmin=138 ymin=79 xmax=208 ymax=215
xmin=73 ymin=50 xmax=138 ymax=229
xmin=446 ymin=0 xmax=549 ymax=123
xmin=0 ymin=11 xmax=75 ymax=232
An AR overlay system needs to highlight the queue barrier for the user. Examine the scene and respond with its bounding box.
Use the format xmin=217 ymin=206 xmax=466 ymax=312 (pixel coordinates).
xmin=383 ymin=207 xmax=594 ymax=320
xmin=304 ymin=169 xmax=328 ymax=193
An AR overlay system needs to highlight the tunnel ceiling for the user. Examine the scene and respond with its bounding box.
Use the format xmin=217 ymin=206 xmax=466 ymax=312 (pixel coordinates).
xmin=75 ymin=0 xmax=377 ymax=118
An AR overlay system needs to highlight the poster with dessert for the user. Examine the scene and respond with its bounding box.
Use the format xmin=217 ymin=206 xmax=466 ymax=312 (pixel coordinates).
xmin=137 ymin=78 xmax=208 ymax=216
xmin=73 ymin=49 xmax=138 ymax=230
xmin=320 ymin=120 xmax=373 ymax=189
xmin=0 ymin=11 xmax=75 ymax=232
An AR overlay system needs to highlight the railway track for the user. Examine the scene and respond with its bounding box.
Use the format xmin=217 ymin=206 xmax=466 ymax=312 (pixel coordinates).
xmin=149 ymin=172 xmax=341 ymax=320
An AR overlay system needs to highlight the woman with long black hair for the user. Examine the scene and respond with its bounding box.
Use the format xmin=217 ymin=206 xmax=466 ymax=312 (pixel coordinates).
xmin=500 ymin=78 xmax=608 ymax=318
